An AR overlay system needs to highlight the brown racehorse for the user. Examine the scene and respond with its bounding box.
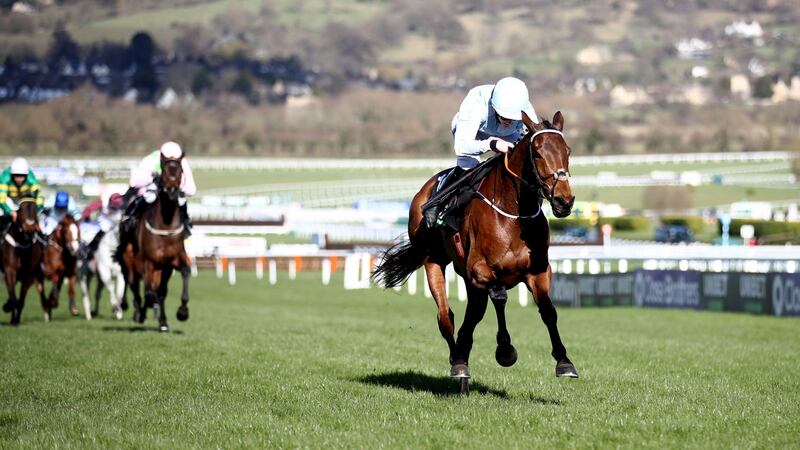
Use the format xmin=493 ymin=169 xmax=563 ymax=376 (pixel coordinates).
xmin=2 ymin=199 xmax=46 ymax=325
xmin=123 ymin=156 xmax=191 ymax=332
xmin=373 ymin=111 xmax=578 ymax=392
xmin=42 ymin=214 xmax=82 ymax=317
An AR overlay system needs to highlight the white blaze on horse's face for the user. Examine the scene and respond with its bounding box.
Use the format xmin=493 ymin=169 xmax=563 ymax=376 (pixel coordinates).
xmin=534 ymin=132 xmax=574 ymax=217
xmin=69 ymin=223 xmax=80 ymax=255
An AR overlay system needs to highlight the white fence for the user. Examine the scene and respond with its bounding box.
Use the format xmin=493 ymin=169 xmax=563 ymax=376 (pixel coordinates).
xmin=21 ymin=150 xmax=795 ymax=174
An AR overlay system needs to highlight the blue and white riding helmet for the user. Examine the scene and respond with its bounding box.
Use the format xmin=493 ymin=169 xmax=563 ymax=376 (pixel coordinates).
xmin=55 ymin=191 xmax=70 ymax=209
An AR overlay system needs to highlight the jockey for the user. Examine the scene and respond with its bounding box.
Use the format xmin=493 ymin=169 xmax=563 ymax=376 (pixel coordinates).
xmin=423 ymin=77 xmax=538 ymax=228
xmin=82 ymin=193 xmax=124 ymax=262
xmin=120 ymin=141 xmax=196 ymax=239
xmin=41 ymin=191 xmax=79 ymax=236
xmin=0 ymin=157 xmax=44 ymax=231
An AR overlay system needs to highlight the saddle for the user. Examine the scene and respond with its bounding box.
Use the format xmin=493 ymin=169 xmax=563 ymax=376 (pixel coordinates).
xmin=422 ymin=155 xmax=503 ymax=231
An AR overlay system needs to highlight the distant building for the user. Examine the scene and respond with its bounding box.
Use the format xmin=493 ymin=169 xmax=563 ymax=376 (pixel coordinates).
xmin=789 ymin=76 xmax=800 ymax=101
xmin=575 ymin=46 xmax=612 ymax=66
xmin=675 ymin=38 xmax=712 ymax=60
xmin=691 ymin=66 xmax=709 ymax=79
xmin=771 ymin=79 xmax=790 ymax=103
xmin=610 ymin=85 xmax=651 ymax=107
xmin=11 ymin=2 xmax=35 ymax=14
xmin=730 ymin=74 xmax=751 ymax=99
xmin=669 ymin=84 xmax=711 ymax=106
xmin=724 ymin=20 xmax=764 ymax=40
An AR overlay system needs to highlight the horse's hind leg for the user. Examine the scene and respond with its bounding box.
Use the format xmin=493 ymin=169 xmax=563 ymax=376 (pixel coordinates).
xmin=130 ymin=272 xmax=145 ymax=324
xmin=453 ymin=282 xmax=490 ymax=376
xmin=526 ymin=269 xmax=578 ymax=378
xmin=424 ymin=262 xmax=460 ymax=374
xmin=488 ymin=285 xmax=518 ymax=367
xmin=176 ymin=261 xmax=190 ymax=322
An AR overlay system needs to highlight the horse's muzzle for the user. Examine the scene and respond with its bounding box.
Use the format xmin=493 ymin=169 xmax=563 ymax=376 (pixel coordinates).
xmin=551 ymin=195 xmax=575 ymax=218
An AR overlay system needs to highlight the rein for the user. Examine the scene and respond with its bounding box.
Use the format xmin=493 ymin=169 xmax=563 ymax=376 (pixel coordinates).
xmin=487 ymin=128 xmax=567 ymax=220
xmin=4 ymin=227 xmax=43 ymax=249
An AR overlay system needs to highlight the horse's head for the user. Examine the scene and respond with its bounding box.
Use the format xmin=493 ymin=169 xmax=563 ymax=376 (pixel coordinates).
xmin=56 ymin=215 xmax=81 ymax=256
xmin=15 ymin=199 xmax=40 ymax=234
xmin=520 ymin=111 xmax=575 ymax=218
xmin=160 ymin=155 xmax=184 ymax=202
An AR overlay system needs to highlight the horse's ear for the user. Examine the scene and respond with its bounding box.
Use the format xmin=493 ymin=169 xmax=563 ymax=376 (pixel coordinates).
xmin=521 ymin=110 xmax=536 ymax=130
xmin=552 ymin=111 xmax=564 ymax=131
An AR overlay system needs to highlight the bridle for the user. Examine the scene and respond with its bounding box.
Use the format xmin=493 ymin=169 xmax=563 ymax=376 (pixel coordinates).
xmin=503 ymin=128 xmax=570 ymax=203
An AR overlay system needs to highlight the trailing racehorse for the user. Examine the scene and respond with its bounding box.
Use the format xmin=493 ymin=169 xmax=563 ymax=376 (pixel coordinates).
xmin=373 ymin=111 xmax=578 ymax=394
xmin=42 ymin=214 xmax=83 ymax=317
xmin=1 ymin=199 xmax=46 ymax=324
xmin=78 ymin=222 xmax=125 ymax=320
xmin=122 ymin=155 xmax=191 ymax=332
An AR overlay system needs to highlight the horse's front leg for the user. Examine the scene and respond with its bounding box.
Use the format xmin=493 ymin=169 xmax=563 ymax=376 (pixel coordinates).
xmin=423 ymin=261 xmax=459 ymax=373
xmin=78 ymin=267 xmax=93 ymax=320
xmin=489 ymin=285 xmax=518 ymax=367
xmin=176 ymin=259 xmax=190 ymax=322
xmin=2 ymin=269 xmax=15 ymax=315
xmin=67 ymin=274 xmax=79 ymax=316
xmin=16 ymin=278 xmax=32 ymax=325
xmin=454 ymin=282 xmax=489 ymax=376
xmin=156 ymin=267 xmax=172 ymax=332
xmin=107 ymin=265 xmax=125 ymax=320
xmin=4 ymin=269 xmax=19 ymax=324
xmin=526 ymin=267 xmax=578 ymax=378
xmin=48 ymin=273 xmax=63 ymax=309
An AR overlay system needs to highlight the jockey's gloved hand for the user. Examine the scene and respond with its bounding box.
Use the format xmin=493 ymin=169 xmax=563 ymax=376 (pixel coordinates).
xmin=178 ymin=194 xmax=187 ymax=207
xmin=489 ymin=138 xmax=514 ymax=153
xmin=143 ymin=182 xmax=157 ymax=203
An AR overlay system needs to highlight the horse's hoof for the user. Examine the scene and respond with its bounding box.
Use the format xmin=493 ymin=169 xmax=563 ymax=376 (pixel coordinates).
xmin=2 ymin=302 xmax=12 ymax=313
xmin=43 ymin=312 xmax=50 ymax=322
xmin=133 ymin=310 xmax=145 ymax=324
xmin=555 ymin=360 xmax=579 ymax=378
xmin=70 ymin=306 xmax=79 ymax=316
xmin=450 ymin=363 xmax=470 ymax=378
xmin=158 ymin=324 xmax=169 ymax=333
xmin=495 ymin=344 xmax=518 ymax=367
xmin=176 ymin=306 xmax=189 ymax=322
xmin=120 ymin=301 xmax=128 ymax=311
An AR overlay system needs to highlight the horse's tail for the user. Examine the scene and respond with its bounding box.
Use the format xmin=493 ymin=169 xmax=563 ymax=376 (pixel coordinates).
xmin=371 ymin=238 xmax=425 ymax=288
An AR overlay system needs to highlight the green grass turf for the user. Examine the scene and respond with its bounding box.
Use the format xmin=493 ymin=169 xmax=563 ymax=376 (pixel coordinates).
xmin=68 ymin=0 xmax=383 ymax=45
xmin=1 ymin=271 xmax=798 ymax=448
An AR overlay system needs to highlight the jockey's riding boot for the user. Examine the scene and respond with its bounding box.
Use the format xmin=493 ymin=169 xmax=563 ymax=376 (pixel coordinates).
xmin=422 ymin=168 xmax=468 ymax=229
xmin=85 ymin=231 xmax=104 ymax=262
xmin=180 ymin=203 xmax=192 ymax=238
xmin=121 ymin=186 xmax=138 ymax=209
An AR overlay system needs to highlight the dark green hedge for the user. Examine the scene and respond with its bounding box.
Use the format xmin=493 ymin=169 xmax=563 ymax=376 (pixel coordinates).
xmin=598 ymin=216 xmax=652 ymax=232
xmin=661 ymin=215 xmax=706 ymax=234
xmin=721 ymin=219 xmax=800 ymax=244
